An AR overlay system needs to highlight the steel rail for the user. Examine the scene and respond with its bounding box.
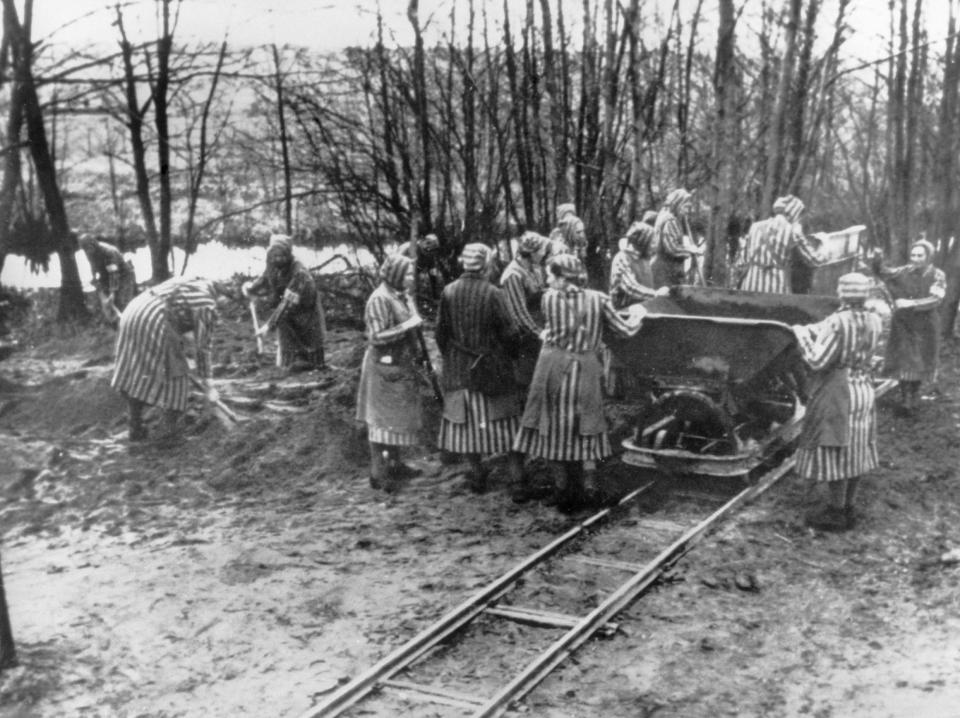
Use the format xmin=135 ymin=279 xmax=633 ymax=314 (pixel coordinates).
xmin=473 ymin=377 xmax=898 ymax=717
xmin=473 ymin=456 xmax=796 ymax=717
xmin=301 ymin=380 xmax=895 ymax=717
xmin=298 ymin=483 xmax=655 ymax=718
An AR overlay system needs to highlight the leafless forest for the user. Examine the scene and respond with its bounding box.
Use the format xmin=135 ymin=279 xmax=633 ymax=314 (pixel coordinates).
xmin=1 ymin=0 xmax=960 ymax=324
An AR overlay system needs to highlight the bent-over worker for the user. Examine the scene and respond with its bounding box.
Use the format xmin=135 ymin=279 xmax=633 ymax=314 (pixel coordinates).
xmin=78 ymin=233 xmax=138 ymax=321
xmin=243 ymin=234 xmax=326 ymax=371
xmin=436 ymin=243 xmax=525 ymax=495
xmin=356 ymin=253 xmax=424 ymax=492
xmin=111 ymin=277 xmax=220 ymax=442
xmin=792 ymin=272 xmax=882 ymax=532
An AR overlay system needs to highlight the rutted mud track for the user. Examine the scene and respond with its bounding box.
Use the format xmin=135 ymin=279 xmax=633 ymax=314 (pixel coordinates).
xmin=2 ymin=302 xmax=960 ymax=717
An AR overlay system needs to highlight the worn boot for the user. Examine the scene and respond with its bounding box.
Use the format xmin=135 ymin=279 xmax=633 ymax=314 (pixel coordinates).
xmin=507 ymin=452 xmax=537 ymax=503
xmin=581 ymin=467 xmax=601 ymax=506
xmin=386 ymin=447 xmax=421 ymax=487
xmin=154 ymin=409 xmax=181 ymax=444
xmin=127 ymin=397 xmax=148 ymax=442
xmin=556 ymin=462 xmax=585 ymax=514
xmin=465 ymin=454 xmax=487 ymax=494
xmin=804 ymin=505 xmax=849 ymax=532
xmin=369 ymin=442 xmax=389 ymax=490
xmin=843 ymin=476 xmax=861 ymax=530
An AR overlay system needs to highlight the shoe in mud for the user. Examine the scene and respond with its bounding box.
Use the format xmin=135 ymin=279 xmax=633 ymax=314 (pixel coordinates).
xmin=392 ymin=462 xmax=422 ymax=480
xmin=805 ymin=506 xmax=850 ymax=532
xmin=581 ymin=470 xmax=601 ymax=506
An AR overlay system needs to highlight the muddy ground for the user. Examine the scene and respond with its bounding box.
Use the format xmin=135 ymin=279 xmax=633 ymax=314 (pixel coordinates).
xmin=2 ymin=288 xmax=960 ymax=718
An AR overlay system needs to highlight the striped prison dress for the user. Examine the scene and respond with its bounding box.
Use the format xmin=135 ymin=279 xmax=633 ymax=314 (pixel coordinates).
xmin=111 ymin=277 xmax=218 ymax=412
xmin=793 ymin=307 xmax=882 ymax=482
xmin=436 ymin=273 xmax=521 ymax=455
xmin=609 ymin=238 xmax=656 ymax=308
xmin=513 ymin=286 xmax=642 ymax=461
xmin=652 ymin=208 xmax=690 ymax=288
xmin=737 ymin=215 xmax=819 ymax=293
xmin=500 ymin=258 xmax=545 ymax=388
xmin=499 ymin=258 xmax=544 ymax=338
xmin=880 ymin=264 xmax=946 ymax=382
xmin=355 ymin=282 xmax=422 ymax=446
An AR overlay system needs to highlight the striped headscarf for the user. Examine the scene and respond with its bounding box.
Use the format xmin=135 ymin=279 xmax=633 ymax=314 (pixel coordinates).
xmin=380 ymin=253 xmax=412 ymax=291
xmin=773 ymin=195 xmax=804 ymax=224
xmin=460 ymin=242 xmax=492 ymax=273
xmin=664 ymin=189 xmax=691 ymax=215
xmin=642 ymin=210 xmax=659 ymax=226
xmin=625 ymin=221 xmax=655 ymax=255
xmin=517 ymin=231 xmax=548 ymax=258
xmin=556 ymin=203 xmax=577 ymax=220
xmin=837 ymin=272 xmax=871 ymax=301
xmin=549 ymin=253 xmax=586 ymax=285
xmin=911 ymin=239 xmax=935 ymax=263
xmin=268 ymin=233 xmax=293 ymax=250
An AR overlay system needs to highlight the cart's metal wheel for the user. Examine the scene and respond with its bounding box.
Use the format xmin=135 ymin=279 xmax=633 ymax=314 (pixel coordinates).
xmin=637 ymin=390 xmax=742 ymax=455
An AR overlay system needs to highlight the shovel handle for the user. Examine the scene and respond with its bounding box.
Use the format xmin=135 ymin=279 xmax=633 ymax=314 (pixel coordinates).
xmin=248 ymin=300 xmax=264 ymax=354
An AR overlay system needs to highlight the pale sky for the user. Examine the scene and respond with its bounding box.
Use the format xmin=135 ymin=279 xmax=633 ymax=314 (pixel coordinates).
xmin=28 ymin=0 xmax=956 ymax=66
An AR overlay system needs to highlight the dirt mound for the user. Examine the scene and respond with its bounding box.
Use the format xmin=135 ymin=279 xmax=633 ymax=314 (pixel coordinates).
xmin=0 ymin=373 xmax=127 ymax=436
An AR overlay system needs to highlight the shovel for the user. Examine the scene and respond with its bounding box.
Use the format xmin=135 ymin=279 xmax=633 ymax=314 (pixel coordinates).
xmin=190 ymin=376 xmax=242 ymax=429
xmin=248 ymin=299 xmax=265 ymax=355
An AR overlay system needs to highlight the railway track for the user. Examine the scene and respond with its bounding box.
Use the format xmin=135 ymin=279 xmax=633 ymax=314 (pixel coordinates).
xmin=300 ymin=380 xmax=896 ymax=718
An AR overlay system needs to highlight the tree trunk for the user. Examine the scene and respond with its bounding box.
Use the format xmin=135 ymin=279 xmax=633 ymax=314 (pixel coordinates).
xmin=938 ymin=3 xmax=960 ymax=336
xmin=761 ymin=0 xmax=802 ymax=211
xmin=707 ymin=0 xmax=738 ymax=287
xmin=116 ymin=6 xmax=161 ymax=278
xmin=0 ymin=550 xmax=16 ymax=672
xmin=154 ymin=0 xmax=173 ymax=281
xmin=407 ymin=0 xmax=432 ymax=234
xmin=5 ymin=0 xmax=86 ymax=320
xmin=272 ymin=43 xmax=293 ymax=235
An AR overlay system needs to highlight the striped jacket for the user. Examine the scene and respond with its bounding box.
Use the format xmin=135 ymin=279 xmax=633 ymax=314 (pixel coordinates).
xmin=609 ymin=238 xmax=656 ymax=307
xmin=738 ymin=215 xmax=819 ymax=293
xmin=436 ymin=273 xmax=519 ymax=394
xmin=111 ymin=278 xmax=218 ymax=411
xmin=499 ymin=258 xmax=544 ymax=338
xmin=793 ymin=307 xmax=882 ymax=481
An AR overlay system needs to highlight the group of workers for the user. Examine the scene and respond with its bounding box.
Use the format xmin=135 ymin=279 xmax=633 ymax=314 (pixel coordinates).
xmin=94 ymin=188 xmax=947 ymax=526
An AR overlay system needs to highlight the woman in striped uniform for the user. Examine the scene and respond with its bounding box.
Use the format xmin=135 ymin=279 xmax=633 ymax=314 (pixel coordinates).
xmin=549 ymin=203 xmax=587 ymax=260
xmin=606 ymin=222 xmax=663 ymax=398
xmin=875 ymin=239 xmax=946 ymax=412
xmin=499 ymin=232 xmax=549 ymax=388
xmin=652 ymin=188 xmax=701 ymax=288
xmin=78 ymin=233 xmax=138 ymax=321
xmin=609 ymin=222 xmax=659 ymax=308
xmin=242 ymin=234 xmax=325 ymax=371
xmin=436 ymin=243 xmax=523 ymax=494
xmin=356 ymin=253 xmax=424 ymax=491
xmin=513 ymin=254 xmax=644 ymax=511
xmin=736 ymin=195 xmax=821 ymax=293
xmin=792 ymin=272 xmax=882 ymax=531
xmin=111 ymin=277 xmax=219 ymax=441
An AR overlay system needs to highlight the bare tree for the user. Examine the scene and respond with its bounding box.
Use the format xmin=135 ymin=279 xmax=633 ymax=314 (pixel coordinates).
xmin=3 ymin=0 xmax=86 ymax=319
xmin=0 ymin=550 xmax=15 ymax=672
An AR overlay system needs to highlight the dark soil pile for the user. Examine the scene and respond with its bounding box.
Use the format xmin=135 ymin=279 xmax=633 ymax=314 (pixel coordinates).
xmin=2 ymin=288 xmax=960 ymax=717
